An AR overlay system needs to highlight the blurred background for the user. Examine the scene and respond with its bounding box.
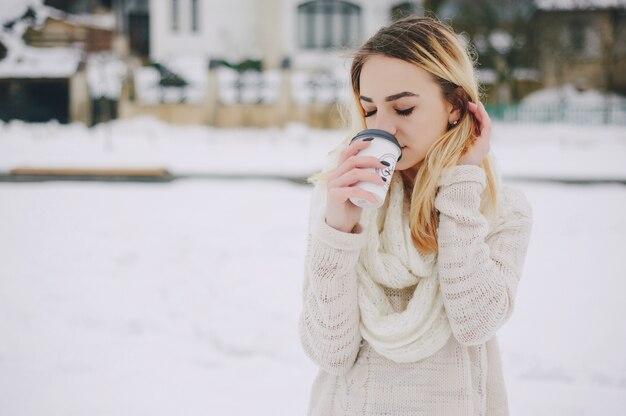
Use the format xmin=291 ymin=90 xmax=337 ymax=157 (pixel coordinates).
xmin=1 ymin=0 xmax=625 ymax=126
xmin=0 ymin=0 xmax=625 ymax=415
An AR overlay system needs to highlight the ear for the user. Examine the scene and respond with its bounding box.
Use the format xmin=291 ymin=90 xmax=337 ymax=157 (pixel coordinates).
xmin=446 ymin=101 xmax=461 ymax=124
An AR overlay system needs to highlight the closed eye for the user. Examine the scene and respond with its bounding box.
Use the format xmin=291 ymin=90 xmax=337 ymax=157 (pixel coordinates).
xmin=364 ymin=109 xmax=376 ymax=117
xmin=397 ymin=107 xmax=414 ymax=117
xmin=364 ymin=107 xmax=415 ymax=117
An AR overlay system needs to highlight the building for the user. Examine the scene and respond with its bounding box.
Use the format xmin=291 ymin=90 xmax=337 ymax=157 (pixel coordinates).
xmin=0 ymin=39 xmax=85 ymax=124
xmin=0 ymin=5 xmax=106 ymax=124
xmin=0 ymin=1 xmax=129 ymax=125
xmin=113 ymin=0 xmax=150 ymax=59
xmin=118 ymin=0 xmax=426 ymax=127
xmin=148 ymin=0 xmax=423 ymax=70
xmin=23 ymin=6 xmax=115 ymax=52
xmin=533 ymin=0 xmax=626 ymax=94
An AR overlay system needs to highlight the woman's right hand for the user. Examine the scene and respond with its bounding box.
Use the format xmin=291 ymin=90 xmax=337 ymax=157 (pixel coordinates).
xmin=325 ymin=139 xmax=387 ymax=233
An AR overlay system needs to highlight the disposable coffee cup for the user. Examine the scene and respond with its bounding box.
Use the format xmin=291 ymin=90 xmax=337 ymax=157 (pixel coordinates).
xmin=348 ymin=129 xmax=402 ymax=209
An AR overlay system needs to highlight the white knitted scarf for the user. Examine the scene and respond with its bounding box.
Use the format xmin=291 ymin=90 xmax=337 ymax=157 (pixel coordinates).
xmin=356 ymin=172 xmax=452 ymax=363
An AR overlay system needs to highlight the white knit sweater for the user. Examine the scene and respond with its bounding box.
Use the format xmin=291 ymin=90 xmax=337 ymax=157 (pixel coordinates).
xmin=299 ymin=165 xmax=533 ymax=416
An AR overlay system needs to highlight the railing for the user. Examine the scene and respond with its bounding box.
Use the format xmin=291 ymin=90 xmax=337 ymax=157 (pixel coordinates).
xmin=485 ymin=103 xmax=626 ymax=125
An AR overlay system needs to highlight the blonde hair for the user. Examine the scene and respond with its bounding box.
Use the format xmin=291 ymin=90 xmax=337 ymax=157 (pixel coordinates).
xmin=309 ymin=16 xmax=500 ymax=254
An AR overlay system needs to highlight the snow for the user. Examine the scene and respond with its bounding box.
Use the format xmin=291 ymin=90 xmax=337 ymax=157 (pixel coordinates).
xmin=0 ymin=0 xmax=623 ymax=408
xmin=217 ymin=67 xmax=282 ymax=105
xmin=0 ymin=1 xmax=117 ymax=81
xmin=134 ymin=55 xmax=207 ymax=105
xmin=0 ymin=40 xmax=81 ymax=78
xmin=0 ymin=1 xmax=83 ymax=79
xmin=87 ymin=52 xmax=126 ymax=99
xmin=511 ymin=85 xmax=626 ymax=124
xmin=59 ymin=13 xmax=115 ymax=30
xmin=0 ymin=117 xmax=624 ymax=182
xmin=0 ymin=0 xmax=42 ymax=26
xmin=477 ymin=68 xmax=498 ymax=84
xmin=0 ymin=0 xmax=114 ymax=30
xmin=536 ymin=0 xmax=626 ymax=10
xmin=161 ymin=55 xmax=208 ymax=103
xmin=477 ymin=68 xmax=539 ymax=85
xmin=489 ymin=29 xmax=514 ymax=54
xmin=291 ymin=69 xmax=350 ymax=105
xmin=0 ymin=119 xmax=625 ymax=414
xmin=0 ymin=7 xmax=81 ymax=79
xmin=290 ymin=49 xmax=346 ymax=71
xmin=522 ymin=84 xmax=626 ymax=106
xmin=133 ymin=66 xmax=161 ymax=104
xmin=512 ymin=68 xmax=541 ymax=81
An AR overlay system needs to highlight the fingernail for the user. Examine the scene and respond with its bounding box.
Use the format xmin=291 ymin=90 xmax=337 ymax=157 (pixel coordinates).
xmin=380 ymin=160 xmax=390 ymax=166
xmin=362 ymin=137 xmax=374 ymax=141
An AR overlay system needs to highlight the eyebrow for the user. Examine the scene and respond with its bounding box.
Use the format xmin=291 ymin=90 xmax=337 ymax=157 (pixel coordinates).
xmin=359 ymin=91 xmax=418 ymax=102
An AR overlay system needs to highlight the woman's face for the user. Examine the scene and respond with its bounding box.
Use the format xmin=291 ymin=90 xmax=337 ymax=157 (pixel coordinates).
xmin=358 ymin=54 xmax=458 ymax=173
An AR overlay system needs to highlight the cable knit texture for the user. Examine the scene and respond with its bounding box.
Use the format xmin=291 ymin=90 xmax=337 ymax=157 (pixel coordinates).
xmin=299 ymin=164 xmax=532 ymax=415
xmin=355 ymin=172 xmax=455 ymax=363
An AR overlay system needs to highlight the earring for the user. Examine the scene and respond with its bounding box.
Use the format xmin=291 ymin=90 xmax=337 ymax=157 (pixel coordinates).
xmin=451 ymin=120 xmax=458 ymax=125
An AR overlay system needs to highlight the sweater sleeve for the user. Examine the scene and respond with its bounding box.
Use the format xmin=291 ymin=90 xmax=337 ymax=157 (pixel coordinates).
xmin=434 ymin=165 xmax=532 ymax=346
xmin=298 ymin=184 xmax=367 ymax=375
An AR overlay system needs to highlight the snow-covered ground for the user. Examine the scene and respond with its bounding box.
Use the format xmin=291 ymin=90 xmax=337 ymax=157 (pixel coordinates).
xmin=1 ymin=119 xmax=625 ymax=415
xmin=1 ymin=116 xmax=625 ymax=181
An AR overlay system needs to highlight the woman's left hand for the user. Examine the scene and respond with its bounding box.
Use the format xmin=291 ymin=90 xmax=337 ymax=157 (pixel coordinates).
xmin=458 ymin=101 xmax=491 ymax=166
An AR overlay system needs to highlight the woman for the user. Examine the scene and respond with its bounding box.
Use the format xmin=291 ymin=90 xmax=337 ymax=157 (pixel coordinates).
xmin=298 ymin=16 xmax=533 ymax=415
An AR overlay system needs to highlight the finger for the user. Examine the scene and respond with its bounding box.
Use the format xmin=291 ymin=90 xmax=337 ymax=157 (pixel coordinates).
xmin=329 ymin=155 xmax=385 ymax=181
xmin=468 ymin=101 xmax=484 ymax=124
xmin=328 ymin=186 xmax=381 ymax=205
xmin=328 ymin=167 xmax=386 ymax=189
xmin=479 ymin=102 xmax=491 ymax=123
xmin=478 ymin=103 xmax=491 ymax=135
xmin=338 ymin=139 xmax=372 ymax=165
xmin=478 ymin=102 xmax=488 ymax=119
xmin=482 ymin=120 xmax=491 ymax=137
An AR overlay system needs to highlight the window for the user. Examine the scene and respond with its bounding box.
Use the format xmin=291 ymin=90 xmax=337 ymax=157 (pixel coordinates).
xmin=171 ymin=0 xmax=179 ymax=32
xmin=563 ymin=18 xmax=599 ymax=58
xmin=569 ymin=20 xmax=584 ymax=52
xmin=191 ymin=0 xmax=200 ymax=32
xmin=297 ymin=1 xmax=361 ymax=50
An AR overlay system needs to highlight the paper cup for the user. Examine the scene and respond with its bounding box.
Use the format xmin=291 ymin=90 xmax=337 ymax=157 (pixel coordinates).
xmin=348 ymin=129 xmax=402 ymax=209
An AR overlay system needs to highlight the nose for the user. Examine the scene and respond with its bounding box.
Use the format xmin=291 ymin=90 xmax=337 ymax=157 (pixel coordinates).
xmin=371 ymin=111 xmax=397 ymax=136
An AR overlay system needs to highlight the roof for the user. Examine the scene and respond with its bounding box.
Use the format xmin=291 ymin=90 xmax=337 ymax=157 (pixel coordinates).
xmin=0 ymin=1 xmax=41 ymax=27
xmin=43 ymin=6 xmax=115 ymax=31
xmin=0 ymin=2 xmax=113 ymax=79
xmin=0 ymin=35 xmax=81 ymax=78
xmin=536 ymin=0 xmax=626 ymax=10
